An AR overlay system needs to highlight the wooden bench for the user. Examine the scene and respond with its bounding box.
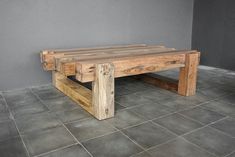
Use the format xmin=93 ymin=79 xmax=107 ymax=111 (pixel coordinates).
xmin=40 ymin=44 xmax=200 ymax=120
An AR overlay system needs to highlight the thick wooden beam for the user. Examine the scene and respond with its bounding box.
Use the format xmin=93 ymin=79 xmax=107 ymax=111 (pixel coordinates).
xmin=135 ymin=74 xmax=178 ymax=92
xmin=178 ymin=52 xmax=200 ymax=96
xmin=55 ymin=47 xmax=175 ymax=75
xmin=52 ymin=71 xmax=93 ymax=115
xmin=92 ymin=63 xmax=115 ymax=120
xmin=75 ymin=53 xmax=187 ymax=82
xmin=41 ymin=44 xmax=149 ymax=70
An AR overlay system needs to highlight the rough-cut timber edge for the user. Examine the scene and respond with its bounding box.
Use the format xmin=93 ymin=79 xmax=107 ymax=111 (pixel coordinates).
xmin=92 ymin=63 xmax=114 ymax=120
xmin=178 ymin=52 xmax=200 ymax=96
xmin=74 ymin=53 xmax=187 ymax=82
xmin=134 ymin=74 xmax=179 ymax=92
xmin=41 ymin=44 xmax=149 ymax=71
xmin=52 ymin=64 xmax=115 ymax=120
xmin=52 ymin=71 xmax=94 ymax=115
xmin=133 ymin=52 xmax=200 ymax=96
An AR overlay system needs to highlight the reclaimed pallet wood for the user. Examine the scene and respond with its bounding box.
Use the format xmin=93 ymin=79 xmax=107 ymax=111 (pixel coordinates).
xmin=41 ymin=44 xmax=200 ymax=120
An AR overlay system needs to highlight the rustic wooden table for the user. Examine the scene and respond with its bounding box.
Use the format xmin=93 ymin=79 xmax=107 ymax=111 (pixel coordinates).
xmin=41 ymin=44 xmax=200 ymax=120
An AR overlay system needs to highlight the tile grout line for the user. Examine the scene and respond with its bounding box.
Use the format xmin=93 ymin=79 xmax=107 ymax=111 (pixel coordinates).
xmin=32 ymin=85 xmax=235 ymax=157
xmin=145 ymin=111 xmax=229 ymax=157
xmin=148 ymin=121 xmax=222 ymax=157
xmin=177 ymin=112 xmax=235 ymax=139
xmin=1 ymin=95 xmax=31 ymax=157
xmin=31 ymin=84 xmax=235 ymax=156
xmin=116 ymin=88 xmax=234 ymax=122
xmin=34 ymin=143 xmax=78 ymax=157
xmin=30 ymin=88 xmax=94 ymax=157
xmin=224 ymin=150 xmax=235 ymax=157
xmin=80 ymin=130 xmax=120 ymax=143
xmin=129 ymin=150 xmax=150 ymax=157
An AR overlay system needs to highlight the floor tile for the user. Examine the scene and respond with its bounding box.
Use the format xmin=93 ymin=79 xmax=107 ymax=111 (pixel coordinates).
xmin=198 ymin=87 xmax=230 ymax=99
xmin=82 ymin=132 xmax=142 ymax=157
xmin=106 ymin=110 xmax=146 ymax=129
xmin=42 ymin=96 xmax=79 ymax=112
xmin=66 ymin=118 xmax=117 ymax=142
xmin=115 ymin=93 xmax=154 ymax=107
xmin=226 ymin=152 xmax=235 ymax=157
xmin=15 ymin=112 xmax=61 ymax=133
xmin=218 ymin=94 xmax=235 ymax=104
xmin=210 ymin=117 xmax=235 ymax=137
xmin=11 ymin=101 xmax=48 ymax=118
xmin=122 ymin=122 xmax=176 ymax=149
xmin=32 ymin=86 xmax=64 ymax=100
xmin=3 ymin=89 xmax=38 ymax=108
xmin=153 ymin=113 xmax=203 ymax=135
xmin=115 ymin=102 xmax=126 ymax=111
xmin=201 ymin=100 xmax=235 ymax=117
xmin=172 ymin=92 xmax=210 ymax=106
xmin=0 ymin=120 xmax=18 ymax=142
xmin=180 ymin=107 xmax=225 ymax=124
xmin=183 ymin=127 xmax=235 ymax=157
xmin=147 ymin=138 xmax=215 ymax=157
xmin=115 ymin=86 xmax=133 ymax=97
xmin=22 ymin=126 xmax=76 ymax=156
xmin=131 ymin=151 xmax=152 ymax=157
xmin=55 ymin=108 xmax=90 ymax=123
xmin=139 ymin=89 xmax=172 ymax=101
xmin=156 ymin=98 xmax=198 ymax=112
xmin=0 ymin=99 xmax=8 ymax=113
xmin=41 ymin=144 xmax=90 ymax=157
xmin=0 ymin=111 xmax=11 ymax=122
xmin=0 ymin=137 xmax=28 ymax=157
xmin=130 ymin=103 xmax=174 ymax=120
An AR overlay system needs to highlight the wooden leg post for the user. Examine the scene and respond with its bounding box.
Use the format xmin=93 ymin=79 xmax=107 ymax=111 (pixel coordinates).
xmin=92 ymin=63 xmax=115 ymax=120
xmin=178 ymin=52 xmax=200 ymax=96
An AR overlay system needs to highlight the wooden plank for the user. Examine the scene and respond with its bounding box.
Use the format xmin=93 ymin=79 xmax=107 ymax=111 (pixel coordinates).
xmin=56 ymin=49 xmax=189 ymax=77
xmin=178 ymin=52 xmax=200 ymax=96
xmin=75 ymin=53 xmax=187 ymax=82
xmin=55 ymin=47 xmax=176 ymax=74
xmin=45 ymin=44 xmax=147 ymax=53
xmin=44 ymin=45 xmax=167 ymax=71
xmin=52 ymin=71 xmax=93 ymax=114
xmin=135 ymin=74 xmax=178 ymax=92
xmin=92 ymin=63 xmax=114 ymax=120
xmin=56 ymin=47 xmax=175 ymax=64
xmin=41 ymin=44 xmax=149 ymax=70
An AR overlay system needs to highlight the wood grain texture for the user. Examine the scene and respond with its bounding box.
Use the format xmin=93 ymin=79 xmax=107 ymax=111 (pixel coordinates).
xmin=178 ymin=52 xmax=200 ymax=96
xmin=92 ymin=63 xmax=114 ymax=120
xmin=135 ymin=74 xmax=178 ymax=92
xmin=75 ymin=53 xmax=187 ymax=82
xmin=41 ymin=44 xmax=148 ymax=70
xmin=52 ymin=71 xmax=93 ymax=114
xmin=43 ymin=45 xmax=200 ymax=120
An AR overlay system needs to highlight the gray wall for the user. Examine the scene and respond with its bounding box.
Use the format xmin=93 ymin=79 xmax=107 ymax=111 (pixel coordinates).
xmin=192 ymin=0 xmax=235 ymax=71
xmin=0 ymin=0 xmax=194 ymax=91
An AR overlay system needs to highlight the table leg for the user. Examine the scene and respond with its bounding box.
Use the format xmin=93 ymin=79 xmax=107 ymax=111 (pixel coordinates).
xmin=92 ymin=63 xmax=115 ymax=120
xmin=178 ymin=52 xmax=200 ymax=96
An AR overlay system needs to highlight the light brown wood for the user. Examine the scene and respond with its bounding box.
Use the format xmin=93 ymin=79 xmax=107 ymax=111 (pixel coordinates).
xmin=42 ymin=44 xmax=200 ymax=120
xmin=135 ymin=74 xmax=178 ymax=92
xmin=53 ymin=46 xmax=171 ymax=72
xmin=75 ymin=53 xmax=187 ymax=82
xmin=41 ymin=44 xmax=149 ymax=70
xmin=178 ymin=52 xmax=200 ymax=96
xmin=52 ymin=71 xmax=93 ymax=114
xmin=92 ymin=63 xmax=114 ymax=120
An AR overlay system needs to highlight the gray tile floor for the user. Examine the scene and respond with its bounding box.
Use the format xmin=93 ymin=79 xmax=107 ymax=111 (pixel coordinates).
xmin=0 ymin=66 xmax=235 ymax=157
